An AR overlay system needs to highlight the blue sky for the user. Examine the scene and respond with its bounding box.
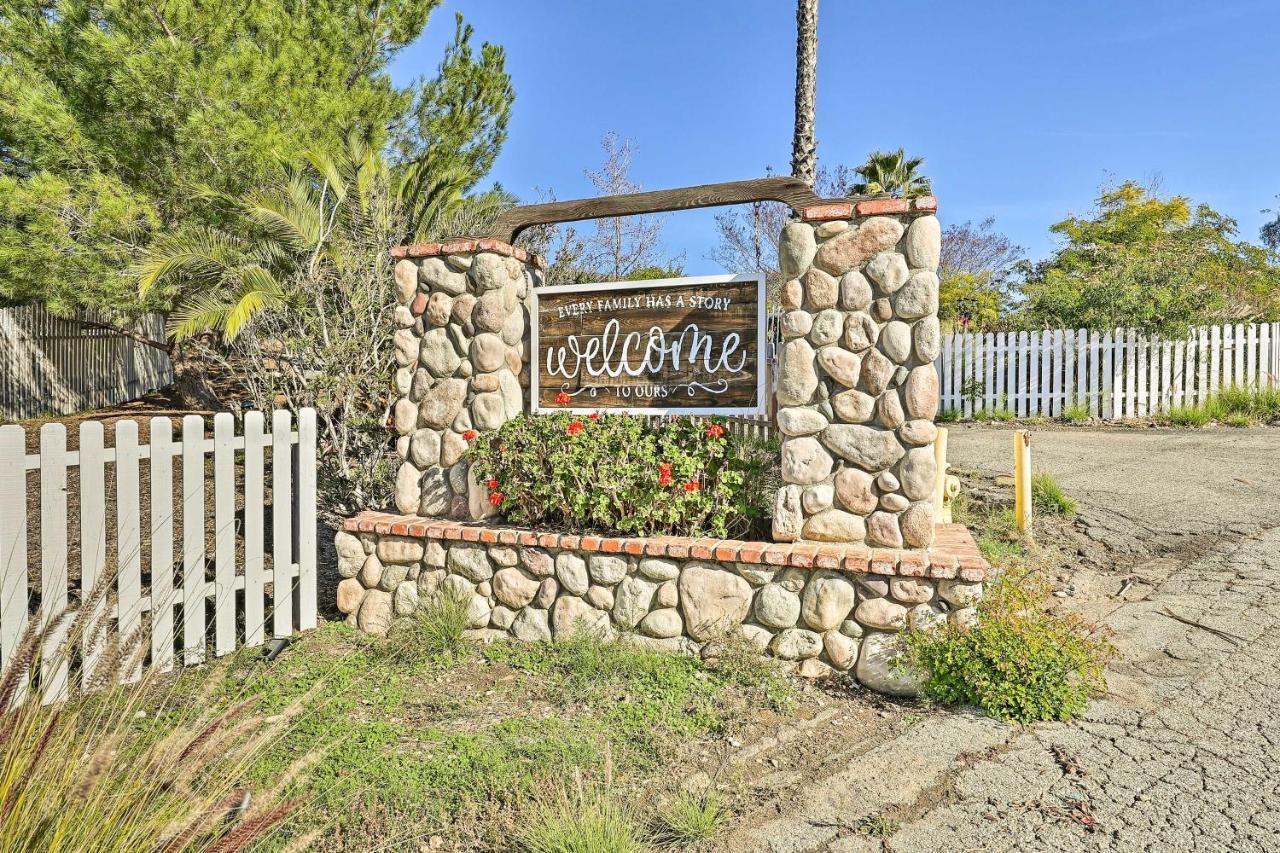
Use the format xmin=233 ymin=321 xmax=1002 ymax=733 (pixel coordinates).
xmin=392 ymin=0 xmax=1280 ymax=271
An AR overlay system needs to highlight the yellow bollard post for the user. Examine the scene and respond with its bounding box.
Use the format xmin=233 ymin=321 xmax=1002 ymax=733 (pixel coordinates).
xmin=933 ymin=426 xmax=949 ymax=523
xmin=1013 ymin=429 xmax=1033 ymax=532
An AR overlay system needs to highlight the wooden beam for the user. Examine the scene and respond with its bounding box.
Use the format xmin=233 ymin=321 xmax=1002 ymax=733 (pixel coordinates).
xmin=487 ymin=176 xmax=842 ymax=243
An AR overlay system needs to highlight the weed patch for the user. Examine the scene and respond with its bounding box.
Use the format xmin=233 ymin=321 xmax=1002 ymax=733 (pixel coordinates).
xmin=1031 ymin=471 xmax=1076 ymax=517
xmin=651 ymin=789 xmax=725 ymax=847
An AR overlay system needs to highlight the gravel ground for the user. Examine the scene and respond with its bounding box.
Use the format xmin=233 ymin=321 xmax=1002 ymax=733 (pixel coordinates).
xmin=718 ymin=425 xmax=1280 ymax=853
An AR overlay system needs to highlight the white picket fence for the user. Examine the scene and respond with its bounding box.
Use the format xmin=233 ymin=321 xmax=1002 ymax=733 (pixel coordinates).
xmin=935 ymin=322 xmax=1280 ymax=420
xmin=0 ymin=304 xmax=173 ymax=421
xmin=0 ymin=409 xmax=317 ymax=704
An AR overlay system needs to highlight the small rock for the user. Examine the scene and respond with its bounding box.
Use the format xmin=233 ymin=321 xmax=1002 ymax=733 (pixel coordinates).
xmin=939 ymin=580 xmax=985 ymax=608
xmin=903 ymin=366 xmax=940 ymax=420
xmin=842 ymin=312 xmax=879 ymax=352
xmin=781 ymin=437 xmax=834 ymax=485
xmin=357 ymin=590 xmax=394 ymax=635
xmin=839 ymin=270 xmax=873 ymax=311
xmin=512 ymin=606 xmax=552 ymax=641
xmin=856 ymin=597 xmax=908 ymax=631
xmin=394 ymin=581 xmax=419 ymax=616
xmin=780 ymin=310 xmax=813 ymax=339
xmin=879 ymin=320 xmax=912 ymax=363
xmin=533 ymin=577 xmax=558 ymax=609
xmin=895 ymin=271 xmax=939 ymax=320
xmin=777 ymin=406 xmax=829 ymax=436
xmin=493 ymin=567 xmax=539 ymax=609
xmin=856 ymin=631 xmax=923 ymax=696
xmin=859 ymin=348 xmax=895 ymax=396
xmin=612 ymin=576 xmax=657 ymax=629
xmin=555 ymin=552 xmax=589 ymax=595
xmin=913 ymin=316 xmax=942 ymax=362
xmin=586 ymin=584 xmax=615 ymax=610
xmin=678 ymin=564 xmax=753 ymax=641
xmin=447 ymin=545 xmax=493 ymax=582
xmin=816 ymin=347 xmax=861 ymax=388
xmin=640 ymin=608 xmax=683 ymax=638
xmin=904 ymin=215 xmax=941 ymax=270
xmin=754 ymin=583 xmax=802 ymax=629
xmin=588 ymin=554 xmax=628 ymax=585
xmin=551 ymin=596 xmax=611 ymax=639
xmin=520 ymin=547 xmax=554 ymax=576
xmin=820 ymin=425 xmax=906 ymax=471
xmin=800 ymin=571 xmax=857 ymax=630
xmin=656 ymin=580 xmax=678 ymax=608
xmin=637 ymin=558 xmax=679 ymax=581
xmin=779 ymin=221 xmax=817 ymax=278
xmin=808 ymin=309 xmax=844 ymax=346
xmin=777 ymin=339 xmax=819 ymax=406
xmin=771 ymin=627 xmax=823 ymax=660
xmin=336 ymin=578 xmax=365 ymax=614
xmin=802 ymin=483 xmax=834 ymax=514
xmin=865 ymin=251 xmax=909 ymax=295
xmin=834 ymin=467 xmax=878 ymax=514
xmin=866 ymin=511 xmax=903 ymax=547
xmin=824 ymin=631 xmax=859 ymax=670
xmin=803 ymin=509 xmax=867 ymax=543
xmin=803 ymin=265 xmax=839 ymax=310
xmin=898 ymin=419 xmax=937 ymax=446
xmin=489 ymin=604 xmax=516 ymax=630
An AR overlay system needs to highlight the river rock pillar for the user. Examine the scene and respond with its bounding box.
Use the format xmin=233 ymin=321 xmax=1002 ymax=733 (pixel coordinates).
xmin=388 ymin=239 xmax=544 ymax=520
xmin=773 ymin=197 xmax=942 ymax=549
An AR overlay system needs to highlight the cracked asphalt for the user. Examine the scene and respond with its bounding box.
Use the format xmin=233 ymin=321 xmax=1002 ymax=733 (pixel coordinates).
xmin=720 ymin=426 xmax=1280 ymax=853
xmin=868 ymin=427 xmax=1280 ymax=852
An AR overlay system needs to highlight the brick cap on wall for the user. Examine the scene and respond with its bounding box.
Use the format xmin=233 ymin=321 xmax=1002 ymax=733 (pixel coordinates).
xmin=799 ymin=195 xmax=938 ymax=222
xmin=342 ymin=512 xmax=990 ymax=581
xmin=390 ymin=237 xmax=547 ymax=270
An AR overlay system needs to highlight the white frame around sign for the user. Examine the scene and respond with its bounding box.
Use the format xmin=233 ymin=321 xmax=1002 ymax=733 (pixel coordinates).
xmin=530 ymin=273 xmax=768 ymax=416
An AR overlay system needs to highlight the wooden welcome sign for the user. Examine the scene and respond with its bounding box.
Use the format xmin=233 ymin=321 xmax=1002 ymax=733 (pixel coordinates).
xmin=531 ymin=274 xmax=766 ymax=414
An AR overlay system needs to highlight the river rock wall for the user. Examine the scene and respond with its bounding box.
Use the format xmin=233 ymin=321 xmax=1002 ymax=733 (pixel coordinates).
xmin=774 ymin=200 xmax=943 ymax=549
xmin=388 ymin=241 xmax=543 ymax=520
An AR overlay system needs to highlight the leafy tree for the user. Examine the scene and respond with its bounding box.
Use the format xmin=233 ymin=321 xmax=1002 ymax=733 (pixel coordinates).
xmin=851 ymin=148 xmax=931 ymax=198
xmin=1018 ymin=181 xmax=1280 ymax=335
xmin=1262 ymin=196 xmax=1280 ymax=251
xmin=938 ymin=218 xmax=1024 ymax=330
xmin=1 ymin=1 xmax=511 ymax=402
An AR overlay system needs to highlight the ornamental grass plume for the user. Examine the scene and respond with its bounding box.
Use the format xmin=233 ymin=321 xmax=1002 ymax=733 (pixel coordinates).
xmin=0 ymin=582 xmax=302 ymax=852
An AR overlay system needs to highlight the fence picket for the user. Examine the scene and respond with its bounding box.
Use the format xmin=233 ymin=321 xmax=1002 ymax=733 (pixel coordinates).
xmin=243 ymin=411 xmax=266 ymax=646
xmin=271 ymin=409 xmax=294 ymax=639
xmin=1234 ymin=323 xmax=1246 ymax=387
xmin=213 ymin=413 xmax=235 ymax=656
xmin=0 ymin=425 xmax=28 ymax=705
xmin=150 ymin=418 xmax=175 ymax=673
xmin=296 ymin=408 xmax=318 ymax=632
xmin=181 ymin=415 xmax=205 ymax=666
xmin=79 ymin=422 xmax=107 ymax=688
xmin=1246 ymin=323 xmax=1258 ymax=388
xmin=39 ymin=424 xmax=69 ymax=702
xmin=115 ymin=421 xmax=143 ymax=683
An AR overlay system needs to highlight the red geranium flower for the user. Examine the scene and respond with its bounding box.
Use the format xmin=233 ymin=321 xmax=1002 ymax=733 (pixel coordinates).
xmin=487 ymin=478 xmax=499 ymax=490
xmin=489 ymin=492 xmax=504 ymax=506
xmin=462 ymin=429 xmax=478 ymax=441
xmin=554 ymin=391 xmax=571 ymax=405
xmin=658 ymin=462 xmax=673 ymax=486
xmin=705 ymin=423 xmax=726 ymax=439
xmin=566 ymin=420 xmax=585 ymax=436
xmin=683 ymin=480 xmax=701 ymax=492
xmin=588 ymin=412 xmax=599 ymax=421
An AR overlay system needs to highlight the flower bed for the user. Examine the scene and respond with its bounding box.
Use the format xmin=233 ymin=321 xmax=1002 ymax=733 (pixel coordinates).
xmin=467 ymin=412 xmax=775 ymax=539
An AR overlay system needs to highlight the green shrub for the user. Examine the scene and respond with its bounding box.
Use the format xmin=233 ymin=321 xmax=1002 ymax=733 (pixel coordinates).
xmin=906 ymin=572 xmax=1113 ymax=723
xmin=1224 ymin=412 xmax=1253 ymax=427
xmin=937 ymin=408 xmax=960 ymax=423
xmin=469 ymin=414 xmax=773 ymax=538
xmin=1061 ymin=404 xmax=1090 ymax=424
xmin=1031 ymin=472 xmax=1076 ymax=517
xmin=516 ymin=786 xmax=646 ymax=853
xmin=651 ymin=789 xmax=724 ymax=847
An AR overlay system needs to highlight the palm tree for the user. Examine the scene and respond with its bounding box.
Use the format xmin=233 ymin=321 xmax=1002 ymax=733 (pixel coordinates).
xmin=852 ymin=148 xmax=932 ymax=198
xmin=791 ymin=0 xmax=819 ymax=186
xmin=137 ymin=131 xmax=506 ymax=343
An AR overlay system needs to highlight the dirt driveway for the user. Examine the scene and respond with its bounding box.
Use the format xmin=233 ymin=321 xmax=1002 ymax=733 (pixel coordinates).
xmin=714 ymin=425 xmax=1280 ymax=853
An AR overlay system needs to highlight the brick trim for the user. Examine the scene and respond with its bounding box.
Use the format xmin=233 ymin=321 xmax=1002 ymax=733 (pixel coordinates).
xmin=798 ymin=195 xmax=938 ymax=223
xmin=390 ymin=238 xmax=547 ymax=270
xmin=342 ymin=512 xmax=990 ymax=581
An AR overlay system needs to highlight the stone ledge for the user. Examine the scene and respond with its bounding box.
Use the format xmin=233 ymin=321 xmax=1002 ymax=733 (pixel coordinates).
xmin=390 ymin=237 xmax=547 ymax=270
xmin=341 ymin=512 xmax=989 ymax=581
xmin=798 ymin=195 xmax=938 ymax=222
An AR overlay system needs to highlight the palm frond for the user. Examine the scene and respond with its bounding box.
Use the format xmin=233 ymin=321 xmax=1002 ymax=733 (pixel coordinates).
xmin=135 ymin=228 xmax=242 ymax=297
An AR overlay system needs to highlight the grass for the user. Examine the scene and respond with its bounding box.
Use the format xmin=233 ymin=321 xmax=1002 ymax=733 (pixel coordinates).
xmin=971 ymin=407 xmax=1016 ymax=422
xmin=1061 ymin=404 xmax=1091 ymax=424
xmin=1031 ymin=471 xmax=1076 ymax=517
xmin=0 ymin=596 xmax=299 ymax=852
xmin=651 ymin=789 xmax=726 ymax=847
xmin=107 ymin=602 xmax=794 ymax=850
xmin=1160 ymin=385 xmax=1280 ymax=427
xmin=516 ymin=784 xmax=647 ymax=853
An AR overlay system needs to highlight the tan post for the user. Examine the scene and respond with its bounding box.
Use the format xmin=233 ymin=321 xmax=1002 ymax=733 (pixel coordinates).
xmin=933 ymin=427 xmax=949 ymax=522
xmin=1013 ymin=429 xmax=1032 ymax=532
